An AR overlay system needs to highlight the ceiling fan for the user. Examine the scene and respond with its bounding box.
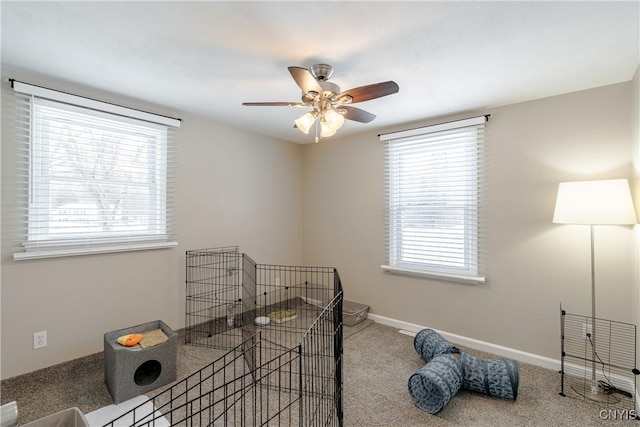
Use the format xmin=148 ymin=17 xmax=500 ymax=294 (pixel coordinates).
xmin=243 ymin=64 xmax=399 ymax=142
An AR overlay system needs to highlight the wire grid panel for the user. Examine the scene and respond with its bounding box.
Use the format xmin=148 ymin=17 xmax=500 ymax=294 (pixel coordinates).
xmin=297 ymin=292 xmax=344 ymax=426
xmin=185 ymin=246 xmax=242 ymax=348
xmin=186 ymin=251 xmax=339 ymax=355
xmin=182 ymin=247 xmax=344 ymax=426
xmin=560 ymin=309 xmax=638 ymax=413
xmin=101 ymin=334 xmax=306 ymax=427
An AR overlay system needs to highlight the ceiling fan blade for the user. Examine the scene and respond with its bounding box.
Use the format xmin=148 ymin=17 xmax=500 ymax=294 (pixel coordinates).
xmin=336 ymin=81 xmax=399 ymax=104
xmin=342 ymin=106 xmax=376 ymax=123
xmin=242 ymin=102 xmax=306 ymax=107
xmin=288 ymin=66 xmax=323 ymax=94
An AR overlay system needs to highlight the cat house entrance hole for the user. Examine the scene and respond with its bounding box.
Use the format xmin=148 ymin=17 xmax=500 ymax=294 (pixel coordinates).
xmin=134 ymin=359 xmax=162 ymax=386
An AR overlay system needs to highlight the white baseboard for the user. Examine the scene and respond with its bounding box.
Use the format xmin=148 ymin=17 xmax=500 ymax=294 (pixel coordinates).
xmin=368 ymin=313 xmax=564 ymax=371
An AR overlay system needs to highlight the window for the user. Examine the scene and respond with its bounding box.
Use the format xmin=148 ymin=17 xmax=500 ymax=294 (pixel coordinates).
xmin=380 ymin=116 xmax=487 ymax=284
xmin=10 ymin=81 xmax=180 ymax=260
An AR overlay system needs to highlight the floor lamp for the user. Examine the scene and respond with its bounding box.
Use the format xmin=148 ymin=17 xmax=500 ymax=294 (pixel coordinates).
xmin=553 ymin=178 xmax=637 ymax=403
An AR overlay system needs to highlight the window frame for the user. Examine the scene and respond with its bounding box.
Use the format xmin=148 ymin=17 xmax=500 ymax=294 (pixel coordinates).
xmin=10 ymin=80 xmax=180 ymax=260
xmin=380 ymin=116 xmax=487 ymax=284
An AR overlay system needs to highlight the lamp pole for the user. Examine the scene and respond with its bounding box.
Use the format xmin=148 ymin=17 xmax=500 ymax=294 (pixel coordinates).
xmin=589 ymin=224 xmax=596 ymax=386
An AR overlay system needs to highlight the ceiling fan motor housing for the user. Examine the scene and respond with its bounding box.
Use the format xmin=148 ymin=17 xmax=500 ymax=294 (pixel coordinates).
xmin=310 ymin=64 xmax=334 ymax=81
xmin=318 ymin=80 xmax=340 ymax=97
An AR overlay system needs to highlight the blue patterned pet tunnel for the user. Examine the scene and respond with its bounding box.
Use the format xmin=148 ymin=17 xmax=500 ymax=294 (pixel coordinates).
xmin=407 ymin=354 xmax=463 ymax=414
xmin=413 ymin=328 xmax=459 ymax=362
xmin=460 ymin=352 xmax=519 ymax=400
xmin=412 ymin=328 xmax=519 ymax=400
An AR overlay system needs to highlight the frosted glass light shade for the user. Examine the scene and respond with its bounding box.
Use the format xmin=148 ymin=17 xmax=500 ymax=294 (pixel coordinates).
xmin=294 ymin=112 xmax=317 ymax=134
xmin=320 ymin=120 xmax=337 ymax=138
xmin=553 ymin=179 xmax=637 ymax=225
xmin=323 ymin=109 xmax=344 ymax=130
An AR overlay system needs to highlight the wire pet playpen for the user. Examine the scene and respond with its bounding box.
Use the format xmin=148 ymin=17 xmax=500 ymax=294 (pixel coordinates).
xmin=103 ymin=246 xmax=344 ymax=426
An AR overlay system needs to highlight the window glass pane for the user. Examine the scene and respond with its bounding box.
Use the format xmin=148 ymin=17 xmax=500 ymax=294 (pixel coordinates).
xmin=30 ymin=99 xmax=167 ymax=243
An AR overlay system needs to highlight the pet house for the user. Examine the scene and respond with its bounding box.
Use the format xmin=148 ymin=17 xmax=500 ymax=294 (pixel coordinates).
xmin=104 ymin=320 xmax=177 ymax=404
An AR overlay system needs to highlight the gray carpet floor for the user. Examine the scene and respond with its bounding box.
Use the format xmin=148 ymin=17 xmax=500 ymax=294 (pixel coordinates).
xmin=1 ymin=320 xmax=634 ymax=426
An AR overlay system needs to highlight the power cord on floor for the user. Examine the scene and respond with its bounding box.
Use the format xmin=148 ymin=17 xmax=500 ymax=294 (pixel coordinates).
xmin=587 ymin=334 xmax=633 ymax=398
xmin=597 ymin=380 xmax=633 ymax=398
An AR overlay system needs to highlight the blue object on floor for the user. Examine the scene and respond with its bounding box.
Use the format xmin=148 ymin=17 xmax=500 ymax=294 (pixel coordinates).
xmin=460 ymin=352 xmax=519 ymax=400
xmin=407 ymin=354 xmax=463 ymax=414
xmin=413 ymin=328 xmax=519 ymax=401
xmin=413 ymin=328 xmax=459 ymax=362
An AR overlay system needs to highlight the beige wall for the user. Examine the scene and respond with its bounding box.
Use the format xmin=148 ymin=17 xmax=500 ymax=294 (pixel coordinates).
xmin=0 ymin=75 xmax=304 ymax=379
xmin=302 ymin=81 xmax=635 ymax=360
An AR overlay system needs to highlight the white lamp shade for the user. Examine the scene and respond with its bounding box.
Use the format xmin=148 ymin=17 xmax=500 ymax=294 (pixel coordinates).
xmin=294 ymin=112 xmax=317 ymax=135
xmin=553 ymin=179 xmax=637 ymax=225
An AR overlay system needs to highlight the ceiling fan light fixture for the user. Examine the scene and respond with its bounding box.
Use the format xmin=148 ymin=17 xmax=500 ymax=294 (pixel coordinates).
xmin=323 ymin=109 xmax=345 ymax=131
xmin=243 ymin=63 xmax=399 ymax=142
xmin=302 ymin=92 xmax=318 ymax=104
xmin=294 ymin=111 xmax=318 ymax=134
xmin=320 ymin=120 xmax=337 ymax=138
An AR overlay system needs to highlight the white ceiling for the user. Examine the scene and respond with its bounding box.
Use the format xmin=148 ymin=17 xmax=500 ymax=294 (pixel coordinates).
xmin=2 ymin=1 xmax=638 ymax=144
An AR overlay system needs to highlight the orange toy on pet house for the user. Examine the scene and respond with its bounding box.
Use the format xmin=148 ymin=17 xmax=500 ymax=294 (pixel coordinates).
xmin=116 ymin=333 xmax=142 ymax=347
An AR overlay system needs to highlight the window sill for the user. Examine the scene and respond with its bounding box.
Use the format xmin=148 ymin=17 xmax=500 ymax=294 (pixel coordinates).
xmin=380 ymin=265 xmax=485 ymax=285
xmin=14 ymin=241 xmax=178 ymax=261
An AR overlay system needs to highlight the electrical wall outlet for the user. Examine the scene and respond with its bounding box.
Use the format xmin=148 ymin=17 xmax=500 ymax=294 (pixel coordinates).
xmin=33 ymin=331 xmax=47 ymax=349
xmin=582 ymin=323 xmax=593 ymax=339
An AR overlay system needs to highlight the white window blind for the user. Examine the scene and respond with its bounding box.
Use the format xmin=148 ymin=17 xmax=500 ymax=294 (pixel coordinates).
xmin=9 ymin=80 xmax=180 ymax=260
xmin=380 ymin=116 xmax=487 ymax=284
